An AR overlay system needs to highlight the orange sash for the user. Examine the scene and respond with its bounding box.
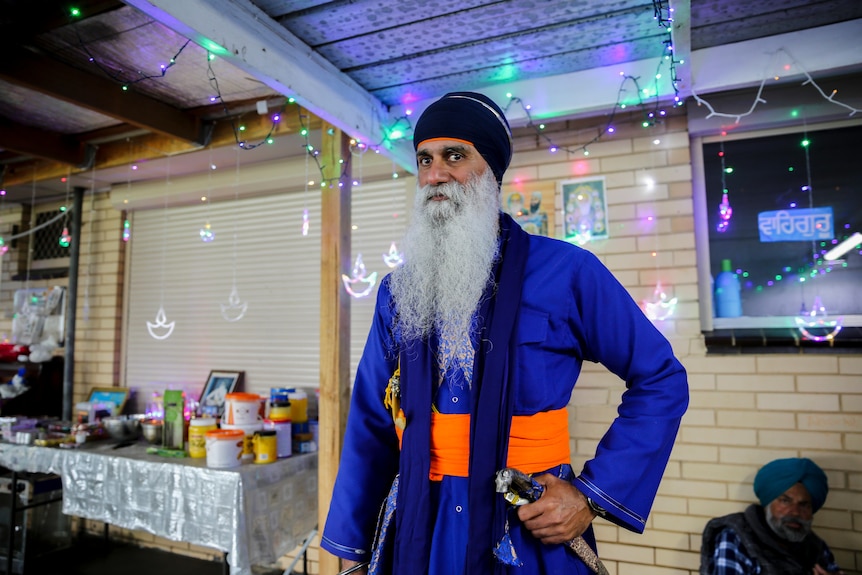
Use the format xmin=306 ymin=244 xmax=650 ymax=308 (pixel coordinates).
xmin=395 ymin=408 xmax=570 ymax=480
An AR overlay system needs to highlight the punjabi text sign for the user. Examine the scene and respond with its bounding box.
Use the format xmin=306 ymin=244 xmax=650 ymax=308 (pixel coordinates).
xmin=757 ymin=207 xmax=833 ymax=242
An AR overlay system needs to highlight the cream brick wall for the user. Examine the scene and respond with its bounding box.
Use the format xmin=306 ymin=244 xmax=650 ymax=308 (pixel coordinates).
xmin=508 ymin=108 xmax=861 ymax=574
xmin=11 ymin=105 xmax=858 ymax=573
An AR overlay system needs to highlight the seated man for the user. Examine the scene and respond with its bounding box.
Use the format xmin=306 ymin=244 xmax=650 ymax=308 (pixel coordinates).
xmin=700 ymin=458 xmax=843 ymax=575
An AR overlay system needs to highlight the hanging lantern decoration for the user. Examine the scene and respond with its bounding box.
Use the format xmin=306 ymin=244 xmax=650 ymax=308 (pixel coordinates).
xmin=642 ymin=281 xmax=678 ymax=321
xmin=301 ymin=208 xmax=310 ymax=237
xmin=342 ymin=253 xmax=377 ymax=298
xmin=716 ymin=143 xmax=733 ymax=233
xmin=383 ymin=241 xmax=404 ymax=268
xmin=795 ymin=296 xmax=842 ymax=342
xmin=199 ymin=221 xmax=215 ymax=242
xmin=147 ymin=305 xmax=176 ymax=340
xmin=220 ymin=285 xmax=248 ymax=322
xmin=59 ymin=226 xmax=72 ymax=247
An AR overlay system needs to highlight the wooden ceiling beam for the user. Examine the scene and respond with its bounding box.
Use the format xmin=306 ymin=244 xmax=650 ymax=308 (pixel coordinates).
xmin=1 ymin=105 xmax=322 ymax=187
xmin=0 ymin=118 xmax=92 ymax=167
xmin=0 ymin=47 xmax=209 ymax=146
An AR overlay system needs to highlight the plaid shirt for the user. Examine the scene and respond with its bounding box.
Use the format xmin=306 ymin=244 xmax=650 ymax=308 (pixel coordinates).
xmin=711 ymin=527 xmax=841 ymax=574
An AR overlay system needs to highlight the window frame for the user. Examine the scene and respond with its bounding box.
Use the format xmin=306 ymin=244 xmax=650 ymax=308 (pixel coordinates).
xmin=693 ymin=119 xmax=862 ymax=348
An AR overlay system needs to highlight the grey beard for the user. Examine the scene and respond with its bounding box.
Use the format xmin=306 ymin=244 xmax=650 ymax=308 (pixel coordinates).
xmin=389 ymin=169 xmax=501 ymax=373
xmin=765 ymin=504 xmax=812 ymax=543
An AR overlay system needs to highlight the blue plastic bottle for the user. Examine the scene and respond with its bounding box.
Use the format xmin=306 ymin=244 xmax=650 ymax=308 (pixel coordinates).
xmin=714 ymin=259 xmax=742 ymax=317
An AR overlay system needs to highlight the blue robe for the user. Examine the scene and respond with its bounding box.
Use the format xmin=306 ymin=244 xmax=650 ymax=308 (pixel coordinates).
xmin=321 ymin=224 xmax=689 ymax=573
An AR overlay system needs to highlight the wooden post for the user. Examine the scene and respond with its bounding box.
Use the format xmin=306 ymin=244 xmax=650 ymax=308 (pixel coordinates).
xmin=318 ymin=123 xmax=352 ymax=574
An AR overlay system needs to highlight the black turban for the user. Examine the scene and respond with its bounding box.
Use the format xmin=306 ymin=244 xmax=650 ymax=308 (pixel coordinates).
xmin=753 ymin=457 xmax=829 ymax=512
xmin=413 ymin=92 xmax=513 ymax=184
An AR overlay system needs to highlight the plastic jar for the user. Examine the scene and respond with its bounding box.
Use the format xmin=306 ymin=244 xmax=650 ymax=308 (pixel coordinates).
xmin=223 ymin=393 xmax=264 ymax=425
xmin=188 ymin=417 xmax=217 ymax=458
xmin=252 ymin=430 xmax=278 ymax=464
xmin=204 ymin=429 xmax=244 ymax=468
xmin=286 ymin=388 xmax=307 ymax=424
xmin=268 ymin=400 xmax=291 ymax=422
xmin=263 ymin=418 xmax=292 ymax=458
xmin=221 ymin=421 xmax=263 ymax=461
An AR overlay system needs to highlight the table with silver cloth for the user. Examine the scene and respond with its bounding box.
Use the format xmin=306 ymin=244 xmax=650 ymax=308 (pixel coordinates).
xmin=0 ymin=441 xmax=318 ymax=575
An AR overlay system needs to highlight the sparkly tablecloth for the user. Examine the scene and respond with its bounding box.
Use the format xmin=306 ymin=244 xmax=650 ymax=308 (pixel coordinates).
xmin=0 ymin=441 xmax=317 ymax=575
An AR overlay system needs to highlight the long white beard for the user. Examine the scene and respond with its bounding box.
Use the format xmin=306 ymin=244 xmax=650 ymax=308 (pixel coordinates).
xmin=389 ymin=169 xmax=501 ymax=373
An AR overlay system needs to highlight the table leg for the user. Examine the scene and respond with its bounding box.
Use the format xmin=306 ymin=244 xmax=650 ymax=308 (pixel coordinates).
xmin=6 ymin=470 xmax=17 ymax=575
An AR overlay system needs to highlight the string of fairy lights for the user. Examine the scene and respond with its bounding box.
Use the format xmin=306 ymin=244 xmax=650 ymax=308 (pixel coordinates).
xmin=0 ymin=3 xmax=857 ymax=327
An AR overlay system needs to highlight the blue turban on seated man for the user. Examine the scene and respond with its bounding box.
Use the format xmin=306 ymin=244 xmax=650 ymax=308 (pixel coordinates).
xmin=753 ymin=457 xmax=829 ymax=512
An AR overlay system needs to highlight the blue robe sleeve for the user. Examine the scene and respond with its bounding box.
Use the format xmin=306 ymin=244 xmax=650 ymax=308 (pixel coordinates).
xmin=320 ymin=279 xmax=401 ymax=562
xmin=567 ymin=251 xmax=689 ymax=533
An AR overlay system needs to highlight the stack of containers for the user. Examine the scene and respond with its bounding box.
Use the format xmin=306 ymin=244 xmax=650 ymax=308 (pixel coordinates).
xmin=220 ymin=392 xmax=264 ymax=462
xmin=287 ymin=388 xmax=314 ymax=454
xmin=263 ymin=388 xmax=292 ymax=458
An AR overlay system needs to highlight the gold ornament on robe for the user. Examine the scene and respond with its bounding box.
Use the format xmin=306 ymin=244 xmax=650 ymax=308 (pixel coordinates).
xmin=383 ymin=364 xmax=406 ymax=430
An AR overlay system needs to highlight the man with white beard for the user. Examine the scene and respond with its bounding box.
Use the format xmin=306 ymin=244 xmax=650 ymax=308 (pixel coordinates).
xmin=321 ymin=91 xmax=689 ymax=575
xmin=700 ymin=458 xmax=843 ymax=575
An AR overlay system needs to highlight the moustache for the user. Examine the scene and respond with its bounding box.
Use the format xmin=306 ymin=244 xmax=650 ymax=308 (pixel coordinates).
xmin=423 ymin=182 xmax=466 ymax=203
xmin=779 ymin=515 xmax=811 ymax=529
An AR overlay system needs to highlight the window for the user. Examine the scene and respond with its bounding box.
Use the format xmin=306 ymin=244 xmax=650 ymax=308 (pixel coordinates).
xmin=696 ymin=121 xmax=862 ymax=350
xmin=33 ymin=209 xmax=71 ymax=262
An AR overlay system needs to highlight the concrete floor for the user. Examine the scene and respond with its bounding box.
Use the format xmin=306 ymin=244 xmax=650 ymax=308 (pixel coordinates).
xmin=25 ymin=535 xmax=227 ymax=575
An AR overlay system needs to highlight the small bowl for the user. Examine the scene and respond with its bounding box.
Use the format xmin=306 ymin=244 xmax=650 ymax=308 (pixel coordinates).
xmin=102 ymin=415 xmax=144 ymax=441
xmin=141 ymin=419 xmax=163 ymax=444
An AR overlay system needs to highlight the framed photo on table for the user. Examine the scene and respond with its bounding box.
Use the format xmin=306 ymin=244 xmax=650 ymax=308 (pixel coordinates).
xmin=87 ymin=387 xmax=129 ymax=415
xmin=199 ymin=370 xmax=244 ymax=416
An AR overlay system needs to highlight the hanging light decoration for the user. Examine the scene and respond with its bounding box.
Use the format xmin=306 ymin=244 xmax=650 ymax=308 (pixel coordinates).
xmin=0 ymin=189 xmax=7 ymax=254
xmin=59 ymin=170 xmax=72 ymax=247
xmin=199 ymin=221 xmax=215 ymax=242
xmin=148 ymin=158 xmax=176 ymax=339
xmin=795 ymin=296 xmax=842 ymax=342
xmin=221 ymin=145 xmax=248 ymax=322
xmin=642 ymin=281 xmax=678 ymax=321
xmin=147 ymin=304 xmax=176 ymax=340
xmin=382 ymin=241 xmax=404 ymax=268
xmin=59 ymin=226 xmax=72 ymax=247
xmin=200 ymin=159 xmax=217 ymax=242
xmin=342 ymin=254 xmax=377 ymax=298
xmin=716 ymin=141 xmax=733 ymax=233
